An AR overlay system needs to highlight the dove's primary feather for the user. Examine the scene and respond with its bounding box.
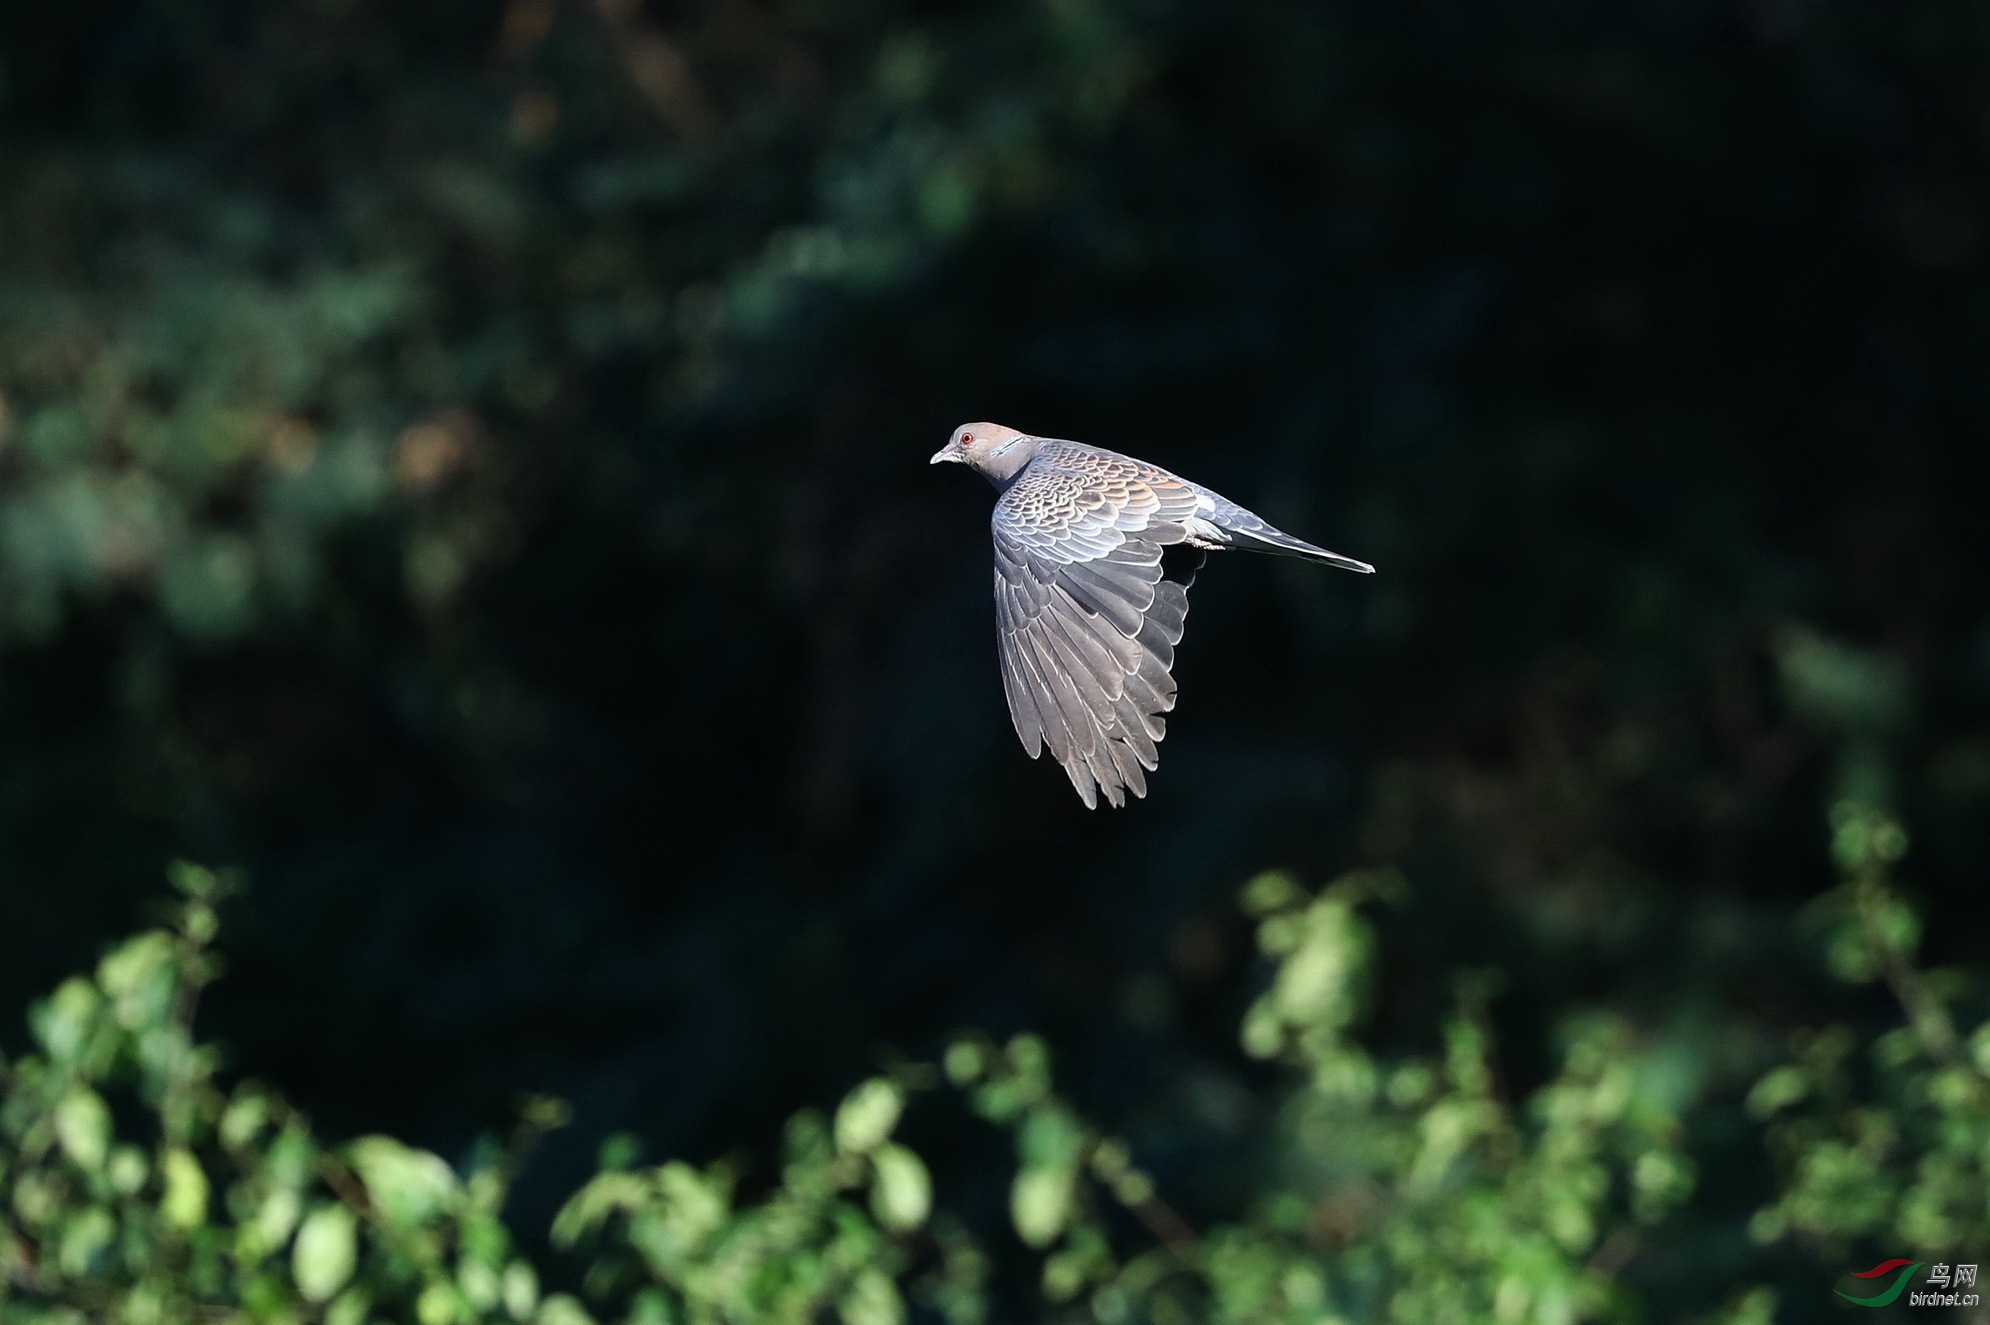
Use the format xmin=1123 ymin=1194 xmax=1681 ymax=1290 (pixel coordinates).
xmin=934 ymin=424 xmax=1373 ymax=808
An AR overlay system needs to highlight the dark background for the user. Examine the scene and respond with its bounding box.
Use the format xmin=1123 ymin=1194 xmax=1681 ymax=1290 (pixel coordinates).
xmin=2 ymin=0 xmax=1987 ymax=1290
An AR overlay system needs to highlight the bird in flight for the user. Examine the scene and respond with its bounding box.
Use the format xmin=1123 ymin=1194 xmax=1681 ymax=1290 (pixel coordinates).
xmin=932 ymin=422 xmax=1374 ymax=808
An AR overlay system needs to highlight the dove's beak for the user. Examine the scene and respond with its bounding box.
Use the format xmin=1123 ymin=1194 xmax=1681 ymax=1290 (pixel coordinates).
xmin=929 ymin=446 xmax=959 ymax=465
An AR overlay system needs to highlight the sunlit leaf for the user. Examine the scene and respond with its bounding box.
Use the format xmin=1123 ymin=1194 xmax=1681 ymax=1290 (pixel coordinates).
xmin=292 ymin=1202 xmax=359 ymax=1303
xmin=835 ymin=1078 xmax=904 ymax=1155
xmin=159 ymin=1147 xmax=210 ymax=1228
xmin=54 ymin=1089 xmax=111 ymax=1172
xmin=839 ymin=1267 xmax=905 ymax=1325
xmin=31 ymin=978 xmax=100 ymax=1064
xmin=503 ymin=1261 xmax=542 ymax=1319
xmin=1009 ymin=1167 xmax=1072 ymax=1249
xmin=870 ymin=1144 xmax=931 ymax=1232
xmin=345 ymin=1136 xmax=459 ymax=1227
xmin=537 ymin=1292 xmax=598 ymax=1325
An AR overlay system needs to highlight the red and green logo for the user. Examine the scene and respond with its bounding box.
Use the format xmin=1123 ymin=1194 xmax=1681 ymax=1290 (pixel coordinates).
xmin=1836 ymin=1258 xmax=1924 ymax=1308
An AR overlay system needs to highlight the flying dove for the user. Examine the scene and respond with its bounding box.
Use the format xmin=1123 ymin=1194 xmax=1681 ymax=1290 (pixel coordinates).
xmin=931 ymin=422 xmax=1374 ymax=808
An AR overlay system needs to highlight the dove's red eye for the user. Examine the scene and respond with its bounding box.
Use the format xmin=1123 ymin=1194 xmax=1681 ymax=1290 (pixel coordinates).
xmin=961 ymin=433 xmax=975 ymax=444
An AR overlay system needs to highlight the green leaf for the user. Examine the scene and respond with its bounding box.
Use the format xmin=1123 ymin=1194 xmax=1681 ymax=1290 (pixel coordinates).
xmin=502 ymin=1262 xmax=541 ymax=1319
xmin=159 ymin=1147 xmax=210 ymax=1228
xmin=418 ymin=1280 xmax=466 ymax=1325
xmin=597 ymin=1131 xmax=643 ymax=1172
xmin=167 ymin=859 xmax=226 ymax=901
xmin=1005 ymin=1035 xmax=1052 ymax=1099
xmin=54 ymin=1088 xmax=112 ymax=1172
xmin=870 ymin=1144 xmax=932 ymax=1232
xmin=839 ymin=1267 xmax=906 ymax=1325
xmin=654 ymin=1161 xmax=729 ymax=1248
xmin=96 ymin=932 xmax=177 ymax=1029
xmin=460 ymin=1256 xmax=502 ymax=1311
xmin=835 ymin=1078 xmax=904 ymax=1154
xmin=537 ymin=1292 xmax=597 ymax=1325
xmin=292 ymin=1202 xmax=359 ymax=1303
xmin=627 ymin=1288 xmax=673 ymax=1325
xmin=219 ymin=1090 xmax=272 ymax=1149
xmin=1775 ymin=626 xmax=1909 ymax=740
xmin=32 ymin=978 xmax=101 ymax=1063
xmin=1010 ymin=1167 xmax=1073 ymax=1248
xmin=244 ymin=1186 xmax=304 ymax=1261
xmin=1240 ymin=870 xmax=1303 ymax=916
xmin=107 ymin=1145 xmax=148 ymax=1195
xmin=1017 ymin=1107 xmax=1083 ymax=1171
xmin=1744 ymin=1066 xmax=1807 ymax=1119
xmin=58 ymin=1206 xmax=116 ymax=1276
xmin=942 ymin=1040 xmax=987 ymax=1085
xmin=549 ymin=1171 xmax=649 ymax=1248
xmin=345 ymin=1135 xmax=459 ymax=1227
xmin=1715 ymin=1288 xmax=1779 ymax=1325
xmin=327 ymin=1288 xmax=373 ymax=1325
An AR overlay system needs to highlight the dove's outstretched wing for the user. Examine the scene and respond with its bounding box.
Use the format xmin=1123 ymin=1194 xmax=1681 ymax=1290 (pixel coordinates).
xmin=990 ymin=443 xmax=1205 ymax=808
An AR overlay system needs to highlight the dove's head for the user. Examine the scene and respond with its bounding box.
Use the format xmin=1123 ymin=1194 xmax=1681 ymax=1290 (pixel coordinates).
xmin=930 ymin=422 xmax=1041 ymax=486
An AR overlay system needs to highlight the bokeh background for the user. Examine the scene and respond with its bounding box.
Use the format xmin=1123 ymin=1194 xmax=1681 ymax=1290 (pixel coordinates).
xmin=3 ymin=0 xmax=1989 ymax=1318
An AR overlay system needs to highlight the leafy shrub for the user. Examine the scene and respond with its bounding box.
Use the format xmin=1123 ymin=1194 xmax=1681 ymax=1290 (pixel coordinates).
xmin=5 ymin=638 xmax=1986 ymax=1324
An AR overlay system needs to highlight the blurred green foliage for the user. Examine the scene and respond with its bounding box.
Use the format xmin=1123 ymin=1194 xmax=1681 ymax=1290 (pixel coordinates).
xmin=6 ymin=691 xmax=1988 ymax=1324
xmin=2 ymin=864 xmax=565 ymax=1325
xmin=3 ymin=0 xmax=1990 ymax=1322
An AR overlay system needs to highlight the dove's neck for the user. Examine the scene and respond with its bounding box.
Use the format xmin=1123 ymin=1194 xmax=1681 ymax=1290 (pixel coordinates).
xmin=978 ymin=435 xmax=1041 ymax=489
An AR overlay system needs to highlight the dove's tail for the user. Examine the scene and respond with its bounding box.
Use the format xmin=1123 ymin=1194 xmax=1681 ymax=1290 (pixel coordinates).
xmin=1192 ymin=494 xmax=1376 ymax=573
xmin=1227 ymin=525 xmax=1375 ymax=573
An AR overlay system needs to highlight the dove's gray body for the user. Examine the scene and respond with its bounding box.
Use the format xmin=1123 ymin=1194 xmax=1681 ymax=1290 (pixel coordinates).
xmin=934 ymin=424 xmax=1373 ymax=809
